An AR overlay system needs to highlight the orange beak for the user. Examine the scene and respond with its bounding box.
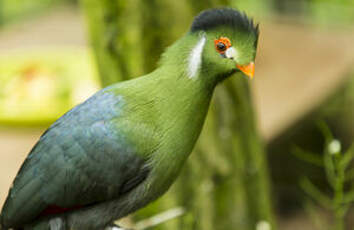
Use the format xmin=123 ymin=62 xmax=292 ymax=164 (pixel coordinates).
xmin=236 ymin=61 xmax=255 ymax=79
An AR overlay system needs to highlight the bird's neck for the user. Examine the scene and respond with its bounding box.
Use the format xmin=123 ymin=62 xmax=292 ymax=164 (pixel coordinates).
xmin=141 ymin=40 xmax=218 ymax=188
xmin=157 ymin=33 xmax=218 ymax=90
xmin=148 ymin=33 xmax=222 ymax=150
xmin=150 ymin=64 xmax=214 ymax=132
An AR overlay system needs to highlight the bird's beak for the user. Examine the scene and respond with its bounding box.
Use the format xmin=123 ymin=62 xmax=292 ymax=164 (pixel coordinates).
xmin=236 ymin=62 xmax=255 ymax=79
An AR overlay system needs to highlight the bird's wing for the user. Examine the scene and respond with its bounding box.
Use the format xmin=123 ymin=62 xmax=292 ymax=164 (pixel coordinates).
xmin=1 ymin=90 xmax=153 ymax=228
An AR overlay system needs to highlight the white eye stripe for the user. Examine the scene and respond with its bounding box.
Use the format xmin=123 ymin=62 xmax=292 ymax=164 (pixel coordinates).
xmin=187 ymin=35 xmax=206 ymax=79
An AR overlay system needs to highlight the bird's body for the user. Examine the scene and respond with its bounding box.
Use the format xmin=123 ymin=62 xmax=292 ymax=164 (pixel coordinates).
xmin=0 ymin=8 xmax=259 ymax=230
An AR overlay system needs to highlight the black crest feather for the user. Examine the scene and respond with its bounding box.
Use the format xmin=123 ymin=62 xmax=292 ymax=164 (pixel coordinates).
xmin=190 ymin=8 xmax=259 ymax=36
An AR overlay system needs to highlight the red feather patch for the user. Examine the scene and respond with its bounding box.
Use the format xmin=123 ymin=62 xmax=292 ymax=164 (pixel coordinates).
xmin=39 ymin=205 xmax=82 ymax=217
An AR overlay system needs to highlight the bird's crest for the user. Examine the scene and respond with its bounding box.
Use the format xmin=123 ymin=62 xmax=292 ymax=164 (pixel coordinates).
xmin=190 ymin=8 xmax=259 ymax=37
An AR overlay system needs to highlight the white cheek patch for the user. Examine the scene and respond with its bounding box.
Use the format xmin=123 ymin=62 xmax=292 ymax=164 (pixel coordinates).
xmin=225 ymin=47 xmax=239 ymax=60
xmin=187 ymin=35 xmax=206 ymax=79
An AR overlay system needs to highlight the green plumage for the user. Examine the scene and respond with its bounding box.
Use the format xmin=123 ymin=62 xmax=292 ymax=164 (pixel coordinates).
xmin=0 ymin=8 xmax=259 ymax=230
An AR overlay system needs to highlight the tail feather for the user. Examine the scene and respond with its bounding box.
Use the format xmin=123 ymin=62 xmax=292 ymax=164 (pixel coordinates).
xmin=0 ymin=213 xmax=7 ymax=230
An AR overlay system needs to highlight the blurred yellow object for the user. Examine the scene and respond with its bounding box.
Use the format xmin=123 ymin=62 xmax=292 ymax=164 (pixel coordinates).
xmin=0 ymin=48 xmax=100 ymax=126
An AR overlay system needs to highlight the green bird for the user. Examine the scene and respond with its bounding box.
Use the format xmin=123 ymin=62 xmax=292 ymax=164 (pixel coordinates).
xmin=0 ymin=8 xmax=259 ymax=230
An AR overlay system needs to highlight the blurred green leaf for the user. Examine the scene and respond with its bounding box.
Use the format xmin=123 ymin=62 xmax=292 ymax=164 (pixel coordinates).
xmin=0 ymin=48 xmax=99 ymax=126
xmin=292 ymin=145 xmax=324 ymax=167
xmin=339 ymin=144 xmax=354 ymax=171
xmin=323 ymin=146 xmax=337 ymax=189
xmin=300 ymin=177 xmax=332 ymax=209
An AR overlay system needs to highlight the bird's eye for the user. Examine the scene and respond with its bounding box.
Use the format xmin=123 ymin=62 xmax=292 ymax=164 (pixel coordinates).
xmin=214 ymin=37 xmax=232 ymax=55
xmin=216 ymin=42 xmax=226 ymax=52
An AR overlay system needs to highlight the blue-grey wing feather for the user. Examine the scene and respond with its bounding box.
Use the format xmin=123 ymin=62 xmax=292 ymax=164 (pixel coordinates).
xmin=0 ymin=90 xmax=149 ymax=228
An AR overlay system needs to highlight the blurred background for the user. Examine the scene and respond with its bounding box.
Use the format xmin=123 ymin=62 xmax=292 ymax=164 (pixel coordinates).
xmin=0 ymin=0 xmax=353 ymax=229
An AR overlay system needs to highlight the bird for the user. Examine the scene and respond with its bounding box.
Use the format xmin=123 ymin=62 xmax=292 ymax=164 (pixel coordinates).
xmin=0 ymin=8 xmax=259 ymax=230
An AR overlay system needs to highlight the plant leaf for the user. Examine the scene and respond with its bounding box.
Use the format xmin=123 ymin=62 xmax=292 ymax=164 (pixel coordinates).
xmin=300 ymin=177 xmax=333 ymax=209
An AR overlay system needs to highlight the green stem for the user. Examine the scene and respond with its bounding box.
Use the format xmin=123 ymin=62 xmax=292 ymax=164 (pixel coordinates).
xmin=332 ymin=155 xmax=345 ymax=230
xmin=80 ymin=0 xmax=143 ymax=86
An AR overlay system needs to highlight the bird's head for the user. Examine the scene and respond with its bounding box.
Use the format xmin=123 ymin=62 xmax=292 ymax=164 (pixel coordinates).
xmin=186 ymin=8 xmax=259 ymax=83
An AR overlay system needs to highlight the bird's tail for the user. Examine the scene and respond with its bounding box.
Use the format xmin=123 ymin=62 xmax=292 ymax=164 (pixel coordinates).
xmin=0 ymin=221 xmax=7 ymax=230
xmin=0 ymin=213 xmax=4 ymax=230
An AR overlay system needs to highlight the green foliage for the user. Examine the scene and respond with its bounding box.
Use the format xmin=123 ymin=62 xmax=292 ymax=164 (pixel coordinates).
xmin=0 ymin=49 xmax=99 ymax=126
xmin=1 ymin=0 xmax=51 ymax=25
xmin=271 ymin=0 xmax=354 ymax=25
xmin=308 ymin=0 xmax=354 ymax=26
xmin=0 ymin=0 xmax=77 ymax=26
xmin=294 ymin=122 xmax=354 ymax=230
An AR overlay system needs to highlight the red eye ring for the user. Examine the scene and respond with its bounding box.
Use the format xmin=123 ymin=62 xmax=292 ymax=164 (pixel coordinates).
xmin=214 ymin=37 xmax=231 ymax=54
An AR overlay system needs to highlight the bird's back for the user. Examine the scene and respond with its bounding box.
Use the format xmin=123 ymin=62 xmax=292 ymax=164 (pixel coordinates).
xmin=0 ymin=86 xmax=155 ymax=228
